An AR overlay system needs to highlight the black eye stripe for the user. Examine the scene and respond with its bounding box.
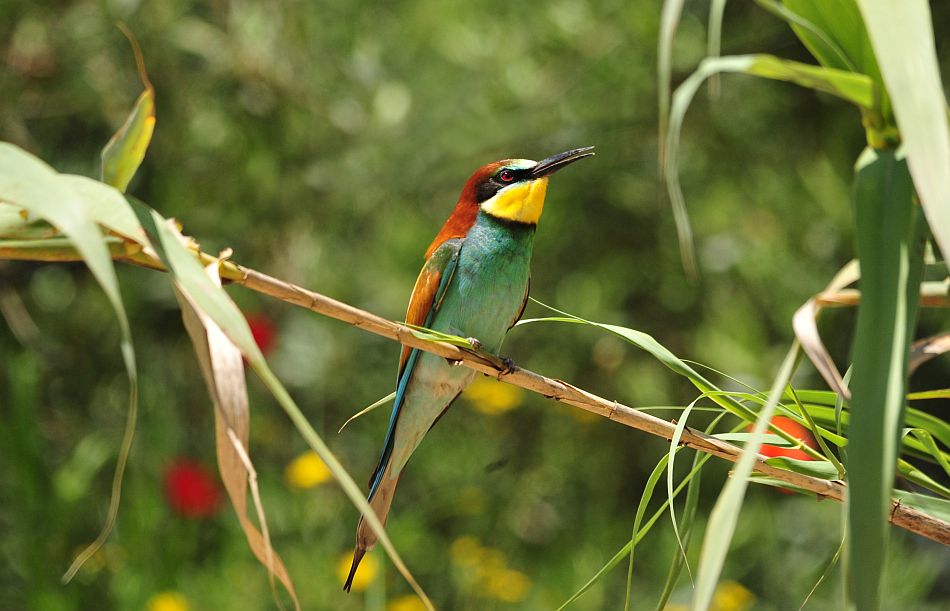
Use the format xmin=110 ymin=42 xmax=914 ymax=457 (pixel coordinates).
xmin=474 ymin=167 xmax=529 ymax=203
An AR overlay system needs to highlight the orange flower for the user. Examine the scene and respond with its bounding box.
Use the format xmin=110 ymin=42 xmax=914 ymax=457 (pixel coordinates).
xmin=757 ymin=416 xmax=818 ymax=460
xmin=751 ymin=416 xmax=819 ymax=494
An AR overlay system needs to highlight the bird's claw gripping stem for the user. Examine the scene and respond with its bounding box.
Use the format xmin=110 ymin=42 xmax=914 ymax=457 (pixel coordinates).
xmin=445 ymin=337 xmax=516 ymax=378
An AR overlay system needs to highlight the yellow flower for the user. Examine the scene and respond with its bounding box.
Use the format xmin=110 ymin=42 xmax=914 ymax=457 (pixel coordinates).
xmin=465 ymin=376 xmax=523 ymax=415
xmin=481 ymin=567 xmax=531 ymax=603
xmin=284 ymin=451 xmax=332 ymax=489
xmin=450 ymin=536 xmax=483 ymax=567
xmin=387 ymin=594 xmax=428 ymax=611
xmin=146 ymin=591 xmax=190 ymax=611
xmin=450 ymin=536 xmax=531 ymax=603
xmin=337 ymin=551 xmax=379 ymax=592
xmin=712 ymin=580 xmax=755 ymax=611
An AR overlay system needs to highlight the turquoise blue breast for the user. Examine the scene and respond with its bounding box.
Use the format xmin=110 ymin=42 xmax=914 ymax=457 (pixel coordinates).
xmin=431 ymin=211 xmax=536 ymax=351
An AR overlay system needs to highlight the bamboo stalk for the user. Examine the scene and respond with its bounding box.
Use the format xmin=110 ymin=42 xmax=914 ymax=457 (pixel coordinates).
xmin=3 ymin=244 xmax=949 ymax=546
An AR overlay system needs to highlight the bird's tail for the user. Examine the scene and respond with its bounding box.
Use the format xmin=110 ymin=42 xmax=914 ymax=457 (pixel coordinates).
xmin=343 ymin=462 xmax=400 ymax=592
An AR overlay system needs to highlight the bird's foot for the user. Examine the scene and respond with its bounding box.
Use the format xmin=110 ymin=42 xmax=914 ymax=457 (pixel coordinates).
xmin=497 ymin=356 xmax=517 ymax=379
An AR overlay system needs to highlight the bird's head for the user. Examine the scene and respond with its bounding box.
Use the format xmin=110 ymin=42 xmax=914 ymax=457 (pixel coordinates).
xmin=425 ymin=147 xmax=594 ymax=258
xmin=466 ymin=146 xmax=595 ymax=225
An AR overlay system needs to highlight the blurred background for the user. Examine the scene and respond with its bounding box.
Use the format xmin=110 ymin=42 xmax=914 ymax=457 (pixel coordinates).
xmin=1 ymin=1 xmax=948 ymax=609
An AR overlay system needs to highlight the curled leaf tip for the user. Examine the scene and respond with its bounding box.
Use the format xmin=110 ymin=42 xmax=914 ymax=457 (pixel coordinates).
xmin=115 ymin=22 xmax=153 ymax=92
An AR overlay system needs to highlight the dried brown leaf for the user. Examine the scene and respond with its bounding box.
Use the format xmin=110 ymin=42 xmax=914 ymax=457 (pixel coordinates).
xmin=176 ymin=258 xmax=299 ymax=610
xmin=909 ymin=331 xmax=950 ymax=375
xmin=793 ymin=260 xmax=860 ymax=399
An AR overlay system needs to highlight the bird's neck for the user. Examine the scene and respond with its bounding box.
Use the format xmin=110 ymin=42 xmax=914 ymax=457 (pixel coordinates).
xmin=471 ymin=209 xmax=538 ymax=244
xmin=479 ymin=178 xmax=549 ymax=225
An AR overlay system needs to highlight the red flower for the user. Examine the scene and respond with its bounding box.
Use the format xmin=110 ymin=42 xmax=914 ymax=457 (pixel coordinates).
xmin=163 ymin=459 xmax=221 ymax=518
xmin=246 ymin=313 xmax=278 ymax=356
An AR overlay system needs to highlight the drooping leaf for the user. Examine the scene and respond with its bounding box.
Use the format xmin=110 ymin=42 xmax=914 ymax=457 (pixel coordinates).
xmin=519 ymin=302 xmax=825 ymax=457
xmin=0 ymin=142 xmax=139 ymax=583
xmin=338 ymin=392 xmax=396 ymax=433
xmin=744 ymin=55 xmax=876 ymax=107
xmin=665 ymin=54 xmax=877 ymax=274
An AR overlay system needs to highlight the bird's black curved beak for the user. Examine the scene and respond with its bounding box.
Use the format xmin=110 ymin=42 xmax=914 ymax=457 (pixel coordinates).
xmin=531 ymin=146 xmax=595 ymax=178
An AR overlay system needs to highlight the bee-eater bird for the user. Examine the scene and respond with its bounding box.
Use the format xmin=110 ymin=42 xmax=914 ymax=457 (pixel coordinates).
xmin=344 ymin=146 xmax=594 ymax=591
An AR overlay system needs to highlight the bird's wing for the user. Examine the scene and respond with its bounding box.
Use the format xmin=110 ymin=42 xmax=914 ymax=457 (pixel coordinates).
xmin=367 ymin=238 xmax=463 ymax=496
xmin=397 ymin=238 xmax=462 ymax=378
xmin=509 ymin=276 xmax=530 ymax=330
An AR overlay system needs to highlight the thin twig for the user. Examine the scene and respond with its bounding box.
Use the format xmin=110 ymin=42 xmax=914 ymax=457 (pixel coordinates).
xmin=4 ymin=244 xmax=949 ymax=546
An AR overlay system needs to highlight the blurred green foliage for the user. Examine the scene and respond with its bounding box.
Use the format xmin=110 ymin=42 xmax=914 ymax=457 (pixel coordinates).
xmin=1 ymin=1 xmax=948 ymax=609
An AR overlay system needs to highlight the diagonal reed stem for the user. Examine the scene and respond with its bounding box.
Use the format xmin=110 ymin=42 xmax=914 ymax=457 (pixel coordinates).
xmin=2 ymin=242 xmax=948 ymax=546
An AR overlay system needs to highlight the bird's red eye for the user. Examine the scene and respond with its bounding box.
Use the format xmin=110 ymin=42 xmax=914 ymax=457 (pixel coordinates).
xmin=498 ymin=169 xmax=515 ymax=182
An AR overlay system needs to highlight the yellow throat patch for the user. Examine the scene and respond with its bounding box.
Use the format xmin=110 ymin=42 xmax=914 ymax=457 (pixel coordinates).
xmin=480 ymin=178 xmax=549 ymax=224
